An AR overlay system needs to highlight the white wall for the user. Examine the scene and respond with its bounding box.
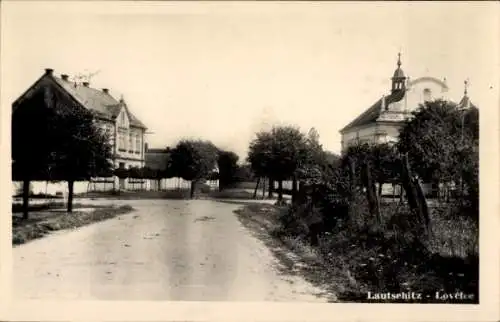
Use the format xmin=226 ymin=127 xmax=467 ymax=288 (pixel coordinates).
xmin=341 ymin=77 xmax=450 ymax=151
xmin=12 ymin=177 xmax=219 ymax=197
xmin=401 ymin=77 xmax=449 ymax=113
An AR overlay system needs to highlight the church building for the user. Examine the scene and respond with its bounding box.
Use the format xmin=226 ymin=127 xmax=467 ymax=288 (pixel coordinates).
xmin=339 ymin=53 xmax=474 ymax=151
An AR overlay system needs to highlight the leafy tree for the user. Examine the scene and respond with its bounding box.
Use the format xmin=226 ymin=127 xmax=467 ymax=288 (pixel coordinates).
xmin=12 ymin=88 xmax=113 ymax=216
xmin=370 ymin=143 xmax=400 ymax=197
xmin=12 ymin=91 xmax=57 ymax=219
xmin=248 ymin=125 xmax=308 ymax=201
xmin=47 ymin=91 xmax=113 ymax=212
xmin=398 ymin=99 xmax=479 ymax=206
xmin=398 ymin=100 xmax=460 ymax=184
xmin=247 ymin=130 xmax=274 ymax=197
xmin=234 ymin=163 xmax=254 ymax=182
xmin=169 ymin=139 xmax=219 ymax=198
xmin=217 ymin=150 xmax=239 ymax=191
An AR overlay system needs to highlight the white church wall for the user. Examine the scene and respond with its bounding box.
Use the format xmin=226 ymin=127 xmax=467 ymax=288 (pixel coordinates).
xmin=403 ymin=77 xmax=449 ymax=112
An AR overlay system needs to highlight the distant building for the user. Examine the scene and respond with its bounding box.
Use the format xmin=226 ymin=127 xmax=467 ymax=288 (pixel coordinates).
xmin=12 ymin=68 xmax=148 ymax=170
xmin=144 ymin=145 xmax=170 ymax=172
xmin=144 ymin=145 xmax=219 ymax=191
xmin=339 ymin=53 xmax=475 ymax=151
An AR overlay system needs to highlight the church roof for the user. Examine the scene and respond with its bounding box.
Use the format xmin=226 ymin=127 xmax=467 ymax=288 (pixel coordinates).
xmin=457 ymin=95 xmax=476 ymax=110
xmin=393 ymin=67 xmax=406 ymax=78
xmin=339 ymin=89 xmax=405 ymax=133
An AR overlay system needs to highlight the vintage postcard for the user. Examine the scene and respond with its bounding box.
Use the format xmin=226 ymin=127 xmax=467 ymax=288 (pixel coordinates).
xmin=1 ymin=1 xmax=498 ymax=321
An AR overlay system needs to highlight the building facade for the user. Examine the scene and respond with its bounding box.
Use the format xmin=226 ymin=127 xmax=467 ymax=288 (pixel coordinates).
xmin=12 ymin=68 xmax=147 ymax=171
xmin=339 ymin=54 xmax=473 ymax=151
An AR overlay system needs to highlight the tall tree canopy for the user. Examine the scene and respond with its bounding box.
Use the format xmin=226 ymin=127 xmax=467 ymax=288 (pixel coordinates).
xmin=217 ymin=150 xmax=240 ymax=190
xmin=169 ymin=139 xmax=219 ymax=198
xmin=248 ymin=125 xmax=308 ymax=200
xmin=12 ymin=87 xmax=114 ymax=215
xmin=397 ymin=99 xmax=479 ymax=185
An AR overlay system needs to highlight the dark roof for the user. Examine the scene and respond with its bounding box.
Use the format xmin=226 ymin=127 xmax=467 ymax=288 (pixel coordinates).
xmin=393 ymin=67 xmax=405 ymax=78
xmin=340 ymin=89 xmax=405 ymax=133
xmin=52 ymin=77 xmax=146 ymax=129
xmin=145 ymin=149 xmax=170 ymax=171
xmin=457 ymin=95 xmax=477 ymax=110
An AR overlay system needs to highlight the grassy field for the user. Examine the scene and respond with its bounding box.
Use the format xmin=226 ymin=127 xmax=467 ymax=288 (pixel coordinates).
xmin=234 ymin=202 xmax=478 ymax=303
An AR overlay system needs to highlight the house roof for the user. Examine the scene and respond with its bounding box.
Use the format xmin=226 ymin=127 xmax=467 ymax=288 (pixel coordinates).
xmin=145 ymin=149 xmax=170 ymax=171
xmin=339 ymin=89 xmax=405 ymax=133
xmin=52 ymin=77 xmax=147 ymax=129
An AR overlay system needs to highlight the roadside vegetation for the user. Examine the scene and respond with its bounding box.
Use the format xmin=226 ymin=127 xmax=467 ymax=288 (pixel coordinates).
xmin=12 ymin=204 xmax=134 ymax=246
xmin=240 ymin=99 xmax=479 ymax=303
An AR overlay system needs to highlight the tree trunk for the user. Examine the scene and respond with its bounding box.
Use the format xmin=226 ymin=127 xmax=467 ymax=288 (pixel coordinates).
xmin=22 ymin=179 xmax=30 ymax=220
xmin=262 ymin=177 xmax=266 ymax=199
xmin=413 ymin=177 xmax=430 ymax=230
xmin=278 ymin=180 xmax=283 ymax=202
xmin=400 ymin=154 xmax=430 ymax=233
xmin=292 ymin=176 xmax=298 ymax=204
xmin=364 ymin=163 xmax=381 ymax=225
xmin=253 ymin=177 xmax=260 ymax=199
xmin=349 ymin=158 xmax=356 ymax=199
xmin=268 ymin=178 xmax=274 ymax=198
xmin=190 ymin=181 xmax=196 ymax=199
xmin=67 ymin=180 xmax=74 ymax=213
xmin=378 ymin=182 xmax=383 ymax=200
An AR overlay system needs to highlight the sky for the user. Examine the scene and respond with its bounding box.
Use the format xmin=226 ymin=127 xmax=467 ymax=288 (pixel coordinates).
xmin=1 ymin=1 xmax=498 ymax=159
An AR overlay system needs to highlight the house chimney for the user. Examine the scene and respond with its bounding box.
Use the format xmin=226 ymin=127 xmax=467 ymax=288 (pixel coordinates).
xmin=102 ymin=88 xmax=109 ymax=94
xmin=61 ymin=74 xmax=69 ymax=81
xmin=45 ymin=68 xmax=54 ymax=75
xmin=82 ymin=82 xmax=89 ymax=87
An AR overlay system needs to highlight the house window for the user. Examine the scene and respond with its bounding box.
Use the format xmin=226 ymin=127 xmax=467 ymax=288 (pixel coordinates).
xmin=118 ymin=132 xmax=126 ymax=151
xmin=128 ymin=133 xmax=133 ymax=152
xmin=135 ymin=135 xmax=141 ymax=153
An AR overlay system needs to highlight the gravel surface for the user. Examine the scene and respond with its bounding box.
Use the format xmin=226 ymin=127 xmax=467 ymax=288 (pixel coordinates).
xmin=13 ymin=199 xmax=329 ymax=301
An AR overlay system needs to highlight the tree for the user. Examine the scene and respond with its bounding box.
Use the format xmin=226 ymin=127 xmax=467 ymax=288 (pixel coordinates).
xmin=370 ymin=143 xmax=400 ymax=198
xmin=247 ymin=130 xmax=274 ymax=197
xmin=398 ymin=99 xmax=479 ymax=205
xmin=12 ymin=91 xmax=57 ymax=219
xmin=47 ymin=91 xmax=113 ymax=212
xmin=169 ymin=139 xmax=219 ymax=198
xmin=217 ymin=150 xmax=239 ymax=191
xmin=12 ymin=88 xmax=113 ymax=217
xmin=248 ymin=125 xmax=308 ymax=201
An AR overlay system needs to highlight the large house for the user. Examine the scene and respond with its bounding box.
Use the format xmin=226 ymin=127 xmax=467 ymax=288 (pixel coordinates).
xmin=12 ymin=68 xmax=147 ymax=171
xmin=339 ymin=53 xmax=474 ymax=151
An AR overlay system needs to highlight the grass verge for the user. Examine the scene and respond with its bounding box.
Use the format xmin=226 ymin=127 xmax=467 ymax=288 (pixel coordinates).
xmin=12 ymin=205 xmax=135 ymax=246
xmin=234 ymin=203 xmax=478 ymax=304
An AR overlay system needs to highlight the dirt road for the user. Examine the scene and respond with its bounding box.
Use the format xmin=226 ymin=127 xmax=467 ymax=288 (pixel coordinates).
xmin=13 ymin=199 xmax=331 ymax=301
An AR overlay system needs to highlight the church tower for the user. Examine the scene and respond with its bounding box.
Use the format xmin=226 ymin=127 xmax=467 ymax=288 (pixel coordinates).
xmin=391 ymin=52 xmax=407 ymax=93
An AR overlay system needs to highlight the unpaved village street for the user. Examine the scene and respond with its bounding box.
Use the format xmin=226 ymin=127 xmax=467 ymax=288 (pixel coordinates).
xmin=13 ymin=199 xmax=330 ymax=301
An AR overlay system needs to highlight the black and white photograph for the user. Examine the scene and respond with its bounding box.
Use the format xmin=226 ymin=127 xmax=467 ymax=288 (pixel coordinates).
xmin=1 ymin=1 xmax=498 ymax=321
